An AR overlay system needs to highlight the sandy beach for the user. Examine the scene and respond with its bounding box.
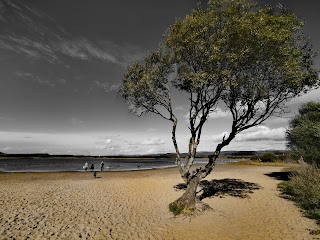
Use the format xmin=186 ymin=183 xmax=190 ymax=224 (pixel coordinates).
xmin=0 ymin=164 xmax=319 ymax=240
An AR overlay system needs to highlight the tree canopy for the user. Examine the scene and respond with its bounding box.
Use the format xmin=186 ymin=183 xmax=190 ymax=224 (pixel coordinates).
xmin=286 ymin=101 xmax=320 ymax=165
xmin=119 ymin=0 xmax=319 ymax=213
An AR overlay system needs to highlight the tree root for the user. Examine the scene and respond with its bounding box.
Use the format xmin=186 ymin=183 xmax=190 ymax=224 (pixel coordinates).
xmin=169 ymin=199 xmax=212 ymax=217
xmin=182 ymin=201 xmax=212 ymax=218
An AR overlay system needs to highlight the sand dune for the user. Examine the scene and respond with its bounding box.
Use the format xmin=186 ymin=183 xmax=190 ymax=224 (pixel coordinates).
xmin=0 ymin=165 xmax=319 ymax=239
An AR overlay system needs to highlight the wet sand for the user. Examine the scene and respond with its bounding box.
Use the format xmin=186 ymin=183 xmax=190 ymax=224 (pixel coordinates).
xmin=0 ymin=164 xmax=319 ymax=239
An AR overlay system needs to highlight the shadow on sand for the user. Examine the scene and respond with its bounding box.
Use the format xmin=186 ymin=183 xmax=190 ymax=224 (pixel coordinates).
xmin=174 ymin=178 xmax=261 ymax=200
xmin=264 ymin=171 xmax=292 ymax=181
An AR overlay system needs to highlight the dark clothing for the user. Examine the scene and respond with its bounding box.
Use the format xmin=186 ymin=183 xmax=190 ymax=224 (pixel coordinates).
xmin=100 ymin=162 xmax=104 ymax=171
xmin=90 ymin=164 xmax=94 ymax=171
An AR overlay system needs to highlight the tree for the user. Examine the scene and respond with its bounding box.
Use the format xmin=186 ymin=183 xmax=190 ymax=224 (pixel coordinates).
xmin=119 ymin=0 xmax=318 ymax=214
xmin=286 ymin=101 xmax=320 ymax=165
xmin=260 ymin=152 xmax=278 ymax=162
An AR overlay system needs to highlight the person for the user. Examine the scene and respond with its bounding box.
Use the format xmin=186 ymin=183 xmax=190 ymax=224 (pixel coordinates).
xmin=90 ymin=163 xmax=94 ymax=172
xmin=93 ymin=171 xmax=97 ymax=178
xmin=83 ymin=162 xmax=88 ymax=171
xmin=100 ymin=161 xmax=104 ymax=171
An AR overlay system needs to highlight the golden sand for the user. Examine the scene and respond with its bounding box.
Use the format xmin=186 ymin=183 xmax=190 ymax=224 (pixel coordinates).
xmin=0 ymin=164 xmax=318 ymax=239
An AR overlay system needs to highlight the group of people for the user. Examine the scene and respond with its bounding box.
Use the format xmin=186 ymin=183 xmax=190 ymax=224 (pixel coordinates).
xmin=83 ymin=161 xmax=105 ymax=172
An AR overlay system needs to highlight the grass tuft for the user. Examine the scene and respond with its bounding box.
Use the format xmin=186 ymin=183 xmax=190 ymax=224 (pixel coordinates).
xmin=168 ymin=202 xmax=184 ymax=216
xmin=228 ymin=159 xmax=291 ymax=167
xmin=279 ymin=161 xmax=320 ymax=223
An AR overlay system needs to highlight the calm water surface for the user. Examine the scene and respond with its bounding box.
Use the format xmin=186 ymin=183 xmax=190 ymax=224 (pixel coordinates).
xmin=0 ymin=157 xmax=237 ymax=172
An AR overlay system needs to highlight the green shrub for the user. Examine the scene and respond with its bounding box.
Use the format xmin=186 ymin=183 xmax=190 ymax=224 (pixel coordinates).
xmin=286 ymin=101 xmax=320 ymax=165
xmin=277 ymin=154 xmax=290 ymax=161
xmin=250 ymin=155 xmax=260 ymax=161
xmin=169 ymin=202 xmax=184 ymax=216
xmin=279 ymin=161 xmax=320 ymax=222
xmin=260 ymin=152 xmax=278 ymax=162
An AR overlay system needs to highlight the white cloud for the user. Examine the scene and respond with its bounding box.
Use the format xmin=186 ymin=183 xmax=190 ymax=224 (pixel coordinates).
xmin=15 ymin=71 xmax=34 ymax=78
xmin=208 ymin=107 xmax=230 ymax=119
xmin=109 ymin=84 xmax=120 ymax=92
xmin=174 ymin=105 xmax=189 ymax=115
xmin=146 ymin=128 xmax=157 ymax=133
xmin=287 ymin=88 xmax=320 ymax=113
xmin=0 ymin=116 xmax=16 ymax=121
xmin=184 ymin=107 xmax=230 ymax=122
xmin=0 ymin=1 xmax=145 ymax=66
xmin=36 ymin=77 xmax=55 ymax=87
xmin=2 ymin=146 xmax=12 ymax=151
xmin=235 ymin=126 xmax=286 ymax=142
xmin=263 ymin=116 xmax=290 ymax=127
xmin=93 ymin=81 xmax=109 ymax=92
xmin=57 ymin=38 xmax=119 ymax=63
xmin=0 ymin=128 xmax=288 ymax=156
xmin=142 ymin=138 xmax=166 ymax=146
xmin=223 ymin=140 xmax=286 ymax=151
xmin=209 ymin=131 xmax=230 ymax=142
xmin=57 ymin=78 xmax=66 ymax=85
xmin=68 ymin=118 xmax=84 ymax=126
xmin=96 ymin=137 xmax=121 ymax=154
xmin=195 ymin=126 xmax=286 ymax=152
xmin=0 ymin=131 xmax=96 ymax=154
xmin=15 ymin=71 xmax=56 ymax=87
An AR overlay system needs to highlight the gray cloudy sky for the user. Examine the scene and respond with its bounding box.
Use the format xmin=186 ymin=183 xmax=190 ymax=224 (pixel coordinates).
xmin=0 ymin=0 xmax=319 ymax=155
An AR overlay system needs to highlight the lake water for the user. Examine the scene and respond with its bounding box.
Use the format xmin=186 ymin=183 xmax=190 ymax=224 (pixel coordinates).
xmin=0 ymin=157 xmax=238 ymax=172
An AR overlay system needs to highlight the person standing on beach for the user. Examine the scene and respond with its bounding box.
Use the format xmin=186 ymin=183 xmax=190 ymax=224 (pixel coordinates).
xmin=90 ymin=163 xmax=94 ymax=171
xmin=100 ymin=161 xmax=104 ymax=171
xmin=84 ymin=162 xmax=88 ymax=171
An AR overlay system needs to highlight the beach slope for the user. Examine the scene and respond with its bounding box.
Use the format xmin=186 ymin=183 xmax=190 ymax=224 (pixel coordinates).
xmin=0 ymin=165 xmax=318 ymax=239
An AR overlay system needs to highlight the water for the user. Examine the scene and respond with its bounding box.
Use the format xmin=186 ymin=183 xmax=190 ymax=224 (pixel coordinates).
xmin=0 ymin=157 xmax=238 ymax=172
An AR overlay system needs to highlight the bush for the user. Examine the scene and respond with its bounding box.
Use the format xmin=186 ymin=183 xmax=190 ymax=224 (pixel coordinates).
xmin=168 ymin=202 xmax=184 ymax=216
xmin=279 ymin=161 xmax=320 ymax=222
xmin=286 ymin=101 xmax=320 ymax=165
xmin=277 ymin=154 xmax=290 ymax=162
xmin=260 ymin=152 xmax=278 ymax=162
xmin=250 ymin=155 xmax=260 ymax=161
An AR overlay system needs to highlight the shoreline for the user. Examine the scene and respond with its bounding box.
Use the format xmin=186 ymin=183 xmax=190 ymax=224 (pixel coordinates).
xmin=0 ymin=159 xmax=240 ymax=173
xmin=0 ymin=164 xmax=318 ymax=239
xmin=0 ymin=165 xmax=177 ymax=173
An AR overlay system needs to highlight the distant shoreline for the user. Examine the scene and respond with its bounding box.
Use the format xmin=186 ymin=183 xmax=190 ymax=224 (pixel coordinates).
xmin=0 ymin=149 xmax=289 ymax=160
xmin=0 ymin=159 xmax=240 ymax=173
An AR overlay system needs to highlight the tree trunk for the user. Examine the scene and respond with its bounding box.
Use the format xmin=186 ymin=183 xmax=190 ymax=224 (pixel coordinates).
xmin=170 ymin=154 xmax=220 ymax=215
xmin=171 ymin=175 xmax=201 ymax=213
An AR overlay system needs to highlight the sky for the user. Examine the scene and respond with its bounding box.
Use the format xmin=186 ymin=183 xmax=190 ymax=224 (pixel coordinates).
xmin=0 ymin=0 xmax=319 ymax=156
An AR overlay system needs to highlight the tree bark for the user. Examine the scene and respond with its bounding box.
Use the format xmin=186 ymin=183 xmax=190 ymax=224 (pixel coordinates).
xmin=173 ymin=174 xmax=201 ymax=211
xmin=170 ymin=132 xmax=236 ymax=215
